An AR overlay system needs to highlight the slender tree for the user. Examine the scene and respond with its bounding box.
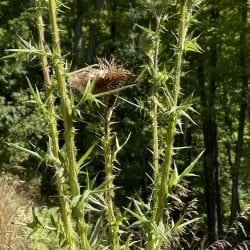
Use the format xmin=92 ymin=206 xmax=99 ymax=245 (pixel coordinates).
xmin=229 ymin=0 xmax=248 ymax=225
xmin=197 ymin=1 xmax=222 ymax=243
xmin=86 ymin=0 xmax=104 ymax=64
xmin=73 ymin=0 xmax=84 ymax=67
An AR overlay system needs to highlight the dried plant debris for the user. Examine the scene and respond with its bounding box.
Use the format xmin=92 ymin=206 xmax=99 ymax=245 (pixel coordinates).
xmin=67 ymin=58 xmax=131 ymax=94
xmin=207 ymin=240 xmax=232 ymax=250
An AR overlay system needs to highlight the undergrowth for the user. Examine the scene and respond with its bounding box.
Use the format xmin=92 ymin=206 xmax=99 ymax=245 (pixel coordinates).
xmin=0 ymin=175 xmax=29 ymax=250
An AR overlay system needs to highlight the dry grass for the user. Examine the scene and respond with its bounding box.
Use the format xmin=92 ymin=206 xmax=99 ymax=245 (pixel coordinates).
xmin=0 ymin=175 xmax=30 ymax=250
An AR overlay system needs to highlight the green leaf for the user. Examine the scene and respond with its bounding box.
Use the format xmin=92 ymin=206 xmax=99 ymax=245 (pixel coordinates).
xmin=1 ymin=52 xmax=21 ymax=59
xmin=180 ymin=110 xmax=197 ymax=125
xmin=70 ymin=195 xmax=82 ymax=208
xmin=179 ymin=150 xmax=205 ymax=180
xmin=50 ymin=214 xmax=59 ymax=230
xmin=136 ymin=24 xmax=155 ymax=36
xmin=168 ymin=193 xmax=184 ymax=205
xmin=125 ymin=207 xmax=149 ymax=224
xmin=26 ymin=77 xmax=58 ymax=124
xmin=168 ymin=164 xmax=179 ymax=188
xmin=184 ymin=37 xmax=204 ymax=53
xmin=26 ymin=207 xmax=43 ymax=230
xmin=5 ymin=142 xmax=43 ymax=161
xmin=6 ymin=142 xmax=61 ymax=166
xmin=2 ymin=36 xmax=50 ymax=59
xmin=94 ymin=83 xmax=137 ymax=98
xmin=174 ymin=217 xmax=201 ymax=232
xmin=89 ymin=216 xmax=103 ymax=246
xmin=3 ymin=48 xmax=44 ymax=56
xmin=77 ymin=143 xmax=96 ymax=168
xmin=150 ymin=220 xmax=168 ymax=241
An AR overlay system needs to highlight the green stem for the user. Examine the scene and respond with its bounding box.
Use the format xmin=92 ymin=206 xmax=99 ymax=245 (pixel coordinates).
xmin=145 ymin=14 xmax=164 ymax=250
xmin=48 ymin=1 xmax=89 ymax=249
xmin=36 ymin=2 xmax=76 ymax=249
xmin=173 ymin=0 xmax=190 ymax=104
xmin=151 ymin=14 xmax=162 ymax=185
xmin=152 ymin=96 xmax=159 ymax=178
xmin=153 ymin=0 xmax=190 ymax=225
xmin=103 ymin=99 xmax=120 ymax=250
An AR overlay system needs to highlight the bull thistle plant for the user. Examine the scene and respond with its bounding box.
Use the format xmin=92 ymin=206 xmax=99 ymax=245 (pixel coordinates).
xmin=3 ymin=0 xmax=206 ymax=249
xmin=127 ymin=0 xmax=205 ymax=249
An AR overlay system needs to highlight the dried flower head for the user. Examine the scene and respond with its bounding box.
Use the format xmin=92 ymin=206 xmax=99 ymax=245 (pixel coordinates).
xmin=67 ymin=58 xmax=131 ymax=94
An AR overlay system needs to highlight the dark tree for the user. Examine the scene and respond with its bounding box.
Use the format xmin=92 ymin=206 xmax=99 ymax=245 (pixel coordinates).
xmin=229 ymin=0 xmax=248 ymax=225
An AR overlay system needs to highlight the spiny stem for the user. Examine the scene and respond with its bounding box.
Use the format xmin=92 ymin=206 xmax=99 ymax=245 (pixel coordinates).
xmin=36 ymin=1 xmax=76 ymax=248
xmin=153 ymin=0 xmax=191 ymax=225
xmin=103 ymin=97 xmax=120 ymax=250
xmin=152 ymin=95 xmax=159 ymax=178
xmin=173 ymin=0 xmax=190 ymax=104
xmin=48 ymin=0 xmax=89 ymax=249
xmin=151 ymin=15 xmax=162 ymax=180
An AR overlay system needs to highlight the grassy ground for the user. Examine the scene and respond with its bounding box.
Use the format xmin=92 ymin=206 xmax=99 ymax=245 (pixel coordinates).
xmin=0 ymin=174 xmax=61 ymax=250
xmin=0 ymin=175 xmax=30 ymax=249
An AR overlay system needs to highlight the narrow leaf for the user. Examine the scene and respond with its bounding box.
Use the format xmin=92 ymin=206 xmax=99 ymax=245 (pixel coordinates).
xmin=175 ymin=217 xmax=201 ymax=231
xmin=125 ymin=208 xmax=149 ymax=224
xmin=6 ymin=142 xmax=43 ymax=161
xmin=89 ymin=216 xmax=103 ymax=246
xmin=168 ymin=164 xmax=179 ymax=188
xmin=179 ymin=150 xmax=205 ymax=180
xmin=77 ymin=143 xmax=96 ymax=168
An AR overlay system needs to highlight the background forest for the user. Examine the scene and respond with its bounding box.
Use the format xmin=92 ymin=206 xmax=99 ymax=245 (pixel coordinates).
xmin=0 ymin=0 xmax=249 ymax=249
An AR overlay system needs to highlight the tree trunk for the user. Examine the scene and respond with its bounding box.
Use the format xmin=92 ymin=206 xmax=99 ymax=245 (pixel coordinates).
xmin=198 ymin=64 xmax=221 ymax=244
xmin=202 ymin=116 xmax=220 ymax=243
xmin=198 ymin=41 xmax=221 ymax=244
xmin=110 ymin=1 xmax=117 ymax=54
xmin=86 ymin=0 xmax=104 ymax=64
xmin=196 ymin=3 xmax=222 ymax=244
xmin=73 ymin=0 xmax=84 ymax=67
xmin=229 ymin=0 xmax=248 ymax=225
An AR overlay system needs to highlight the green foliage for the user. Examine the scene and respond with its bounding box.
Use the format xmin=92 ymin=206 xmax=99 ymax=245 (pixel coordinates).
xmin=0 ymin=90 xmax=47 ymax=174
xmin=1 ymin=0 xmax=250 ymax=249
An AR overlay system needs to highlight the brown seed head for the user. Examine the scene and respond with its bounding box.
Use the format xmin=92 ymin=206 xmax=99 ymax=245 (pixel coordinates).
xmin=68 ymin=58 xmax=131 ymax=94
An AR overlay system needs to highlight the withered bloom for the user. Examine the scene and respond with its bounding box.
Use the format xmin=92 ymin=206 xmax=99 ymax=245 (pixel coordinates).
xmin=67 ymin=58 xmax=131 ymax=94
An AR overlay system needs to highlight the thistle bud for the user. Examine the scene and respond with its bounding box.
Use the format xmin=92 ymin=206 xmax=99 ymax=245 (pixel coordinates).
xmin=67 ymin=58 xmax=131 ymax=94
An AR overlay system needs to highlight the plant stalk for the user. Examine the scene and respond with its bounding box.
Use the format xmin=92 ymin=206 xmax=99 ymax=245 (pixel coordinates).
xmin=103 ymin=99 xmax=120 ymax=250
xmin=48 ymin=0 xmax=89 ymax=249
xmin=36 ymin=2 xmax=76 ymax=248
xmin=151 ymin=15 xmax=162 ymax=180
xmin=153 ymin=0 xmax=190 ymax=225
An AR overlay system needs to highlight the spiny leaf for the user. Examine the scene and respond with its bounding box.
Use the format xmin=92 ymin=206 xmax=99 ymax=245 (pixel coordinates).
xmin=136 ymin=24 xmax=155 ymax=36
xmin=89 ymin=216 xmax=103 ymax=247
xmin=77 ymin=143 xmax=96 ymax=168
xmin=6 ymin=142 xmax=61 ymax=166
xmin=184 ymin=40 xmax=203 ymax=53
xmin=26 ymin=207 xmax=43 ymax=230
xmin=125 ymin=207 xmax=149 ymax=224
xmin=168 ymin=193 xmax=184 ymax=205
xmin=180 ymin=110 xmax=197 ymax=125
xmin=179 ymin=150 xmax=205 ymax=180
xmin=50 ymin=214 xmax=59 ymax=230
xmin=168 ymin=164 xmax=179 ymax=188
xmin=71 ymin=195 xmax=82 ymax=208
xmin=5 ymin=142 xmax=43 ymax=161
xmin=174 ymin=217 xmax=201 ymax=232
xmin=150 ymin=220 xmax=168 ymax=241
xmin=26 ymin=77 xmax=51 ymax=119
xmin=94 ymin=83 xmax=137 ymax=98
